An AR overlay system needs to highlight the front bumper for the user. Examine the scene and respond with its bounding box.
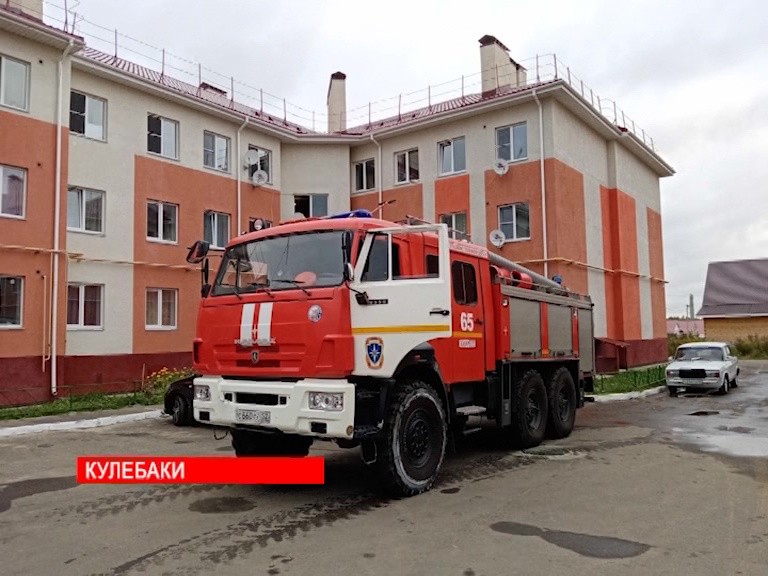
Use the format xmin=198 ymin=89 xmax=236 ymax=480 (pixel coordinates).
xmin=666 ymin=376 xmax=722 ymax=390
xmin=192 ymin=376 xmax=355 ymax=439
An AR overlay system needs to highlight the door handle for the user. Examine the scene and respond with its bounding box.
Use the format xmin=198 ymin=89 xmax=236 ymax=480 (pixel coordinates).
xmin=429 ymin=308 xmax=450 ymax=316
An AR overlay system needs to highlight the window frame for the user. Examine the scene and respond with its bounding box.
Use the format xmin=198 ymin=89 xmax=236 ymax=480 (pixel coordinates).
xmin=147 ymin=113 xmax=180 ymax=160
xmin=66 ymin=283 xmax=104 ymax=330
xmin=437 ymin=136 xmax=466 ymax=176
xmin=203 ymin=130 xmax=230 ymax=172
xmin=145 ymin=287 xmax=178 ymax=330
xmin=0 ymin=54 xmax=30 ymax=112
xmin=498 ymin=202 xmax=531 ymax=242
xmin=353 ymin=158 xmax=376 ymax=192
xmin=0 ymin=275 xmax=23 ymax=329
xmin=439 ymin=212 xmax=468 ymax=240
xmin=495 ymin=122 xmax=528 ymax=163
xmin=146 ymin=200 xmax=178 ymax=244
xmin=69 ymin=90 xmax=107 ymax=141
xmin=394 ymin=148 xmax=419 ymax=185
xmin=451 ymin=261 xmax=478 ymax=306
xmin=67 ymin=186 xmax=105 ymax=234
xmin=0 ymin=164 xmax=26 ymax=219
xmin=247 ymin=144 xmax=272 ymax=183
xmin=294 ymin=194 xmax=329 ymax=218
xmin=204 ymin=210 xmax=230 ymax=250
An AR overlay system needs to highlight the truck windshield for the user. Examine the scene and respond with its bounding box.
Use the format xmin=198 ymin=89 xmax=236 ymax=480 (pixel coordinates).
xmin=212 ymin=230 xmax=350 ymax=296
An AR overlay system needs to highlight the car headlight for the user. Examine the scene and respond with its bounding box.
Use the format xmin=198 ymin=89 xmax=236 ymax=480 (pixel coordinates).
xmin=705 ymin=370 xmax=720 ymax=378
xmin=309 ymin=391 xmax=343 ymax=411
xmin=666 ymin=370 xmax=679 ymax=377
xmin=194 ymin=384 xmax=210 ymax=401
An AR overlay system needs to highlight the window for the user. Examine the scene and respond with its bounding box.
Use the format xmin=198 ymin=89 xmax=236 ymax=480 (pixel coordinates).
xmin=451 ymin=261 xmax=478 ymax=305
xmin=69 ymin=91 xmax=106 ymax=140
xmin=204 ymin=210 xmax=230 ymax=249
xmin=395 ymin=149 xmax=419 ymax=184
xmin=0 ymin=55 xmax=29 ymax=110
xmin=496 ymin=122 xmax=528 ymax=162
xmin=247 ymin=145 xmax=271 ymax=182
xmin=438 ymin=137 xmax=466 ymax=175
xmin=145 ymin=288 xmax=177 ymax=329
xmin=67 ymin=284 xmax=103 ymax=329
xmin=499 ymin=203 xmax=531 ymax=241
xmin=67 ymin=187 xmax=104 ymax=233
xmin=354 ymin=159 xmax=375 ymax=191
xmin=147 ymin=200 xmax=178 ymax=243
xmin=147 ymin=114 xmax=178 ymax=159
xmin=1 ymin=165 xmax=25 ymax=218
xmin=204 ymin=131 xmax=230 ymax=171
xmin=0 ymin=276 xmax=22 ymax=328
xmin=294 ymin=194 xmax=328 ymax=218
xmin=439 ymin=212 xmax=468 ymax=240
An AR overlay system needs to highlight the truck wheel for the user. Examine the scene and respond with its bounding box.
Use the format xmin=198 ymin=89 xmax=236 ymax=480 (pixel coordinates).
xmin=171 ymin=394 xmax=191 ymax=427
xmin=375 ymin=380 xmax=447 ymax=496
xmin=509 ymin=370 xmax=548 ymax=449
xmin=546 ymin=367 xmax=576 ymax=439
xmin=231 ymin=429 xmax=312 ymax=457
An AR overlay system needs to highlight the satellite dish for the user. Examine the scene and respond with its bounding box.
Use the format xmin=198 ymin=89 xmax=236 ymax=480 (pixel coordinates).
xmin=251 ymin=170 xmax=268 ymax=186
xmin=243 ymin=149 xmax=260 ymax=167
xmin=293 ymin=212 xmax=306 ymax=219
xmin=493 ymin=158 xmax=509 ymax=176
xmin=489 ymin=229 xmax=506 ymax=248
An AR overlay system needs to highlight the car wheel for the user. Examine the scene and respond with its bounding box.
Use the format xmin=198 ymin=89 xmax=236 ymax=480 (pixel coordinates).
xmin=171 ymin=394 xmax=191 ymax=426
xmin=730 ymin=372 xmax=738 ymax=388
xmin=719 ymin=376 xmax=729 ymax=395
xmin=668 ymin=386 xmax=678 ymax=398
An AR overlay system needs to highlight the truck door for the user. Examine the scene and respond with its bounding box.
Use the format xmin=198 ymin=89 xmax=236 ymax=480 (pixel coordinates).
xmin=446 ymin=258 xmax=486 ymax=383
xmin=349 ymin=224 xmax=452 ymax=378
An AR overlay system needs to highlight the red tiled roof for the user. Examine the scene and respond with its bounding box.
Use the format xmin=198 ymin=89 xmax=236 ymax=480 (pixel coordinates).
xmin=341 ymin=79 xmax=559 ymax=135
xmin=78 ymin=47 xmax=315 ymax=136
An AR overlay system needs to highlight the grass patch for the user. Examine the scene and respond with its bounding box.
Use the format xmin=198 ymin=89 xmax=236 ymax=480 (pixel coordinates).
xmin=593 ymin=365 xmax=666 ymax=395
xmin=0 ymin=366 xmax=194 ymax=421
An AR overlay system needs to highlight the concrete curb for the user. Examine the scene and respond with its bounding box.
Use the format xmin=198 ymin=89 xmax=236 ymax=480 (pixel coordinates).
xmin=591 ymin=385 xmax=666 ymax=403
xmin=0 ymin=409 xmax=164 ymax=438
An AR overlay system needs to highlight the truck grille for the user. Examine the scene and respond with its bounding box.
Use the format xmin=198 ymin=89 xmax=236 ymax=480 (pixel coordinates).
xmin=679 ymin=369 xmax=706 ymax=379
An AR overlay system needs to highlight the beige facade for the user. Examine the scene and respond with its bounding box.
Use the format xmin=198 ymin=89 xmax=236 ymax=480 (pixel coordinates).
xmin=703 ymin=317 xmax=768 ymax=343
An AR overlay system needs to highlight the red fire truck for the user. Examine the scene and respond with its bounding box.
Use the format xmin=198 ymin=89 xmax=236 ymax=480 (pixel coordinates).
xmin=185 ymin=210 xmax=595 ymax=495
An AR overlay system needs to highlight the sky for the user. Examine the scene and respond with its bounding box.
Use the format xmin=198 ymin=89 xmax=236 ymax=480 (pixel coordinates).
xmin=43 ymin=0 xmax=768 ymax=317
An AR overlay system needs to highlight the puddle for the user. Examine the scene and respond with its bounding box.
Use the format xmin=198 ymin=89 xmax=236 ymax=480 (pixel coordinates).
xmin=490 ymin=521 xmax=650 ymax=558
xmin=188 ymin=496 xmax=256 ymax=514
xmin=694 ymin=434 xmax=768 ymax=458
xmin=0 ymin=476 xmax=78 ymax=513
xmin=688 ymin=411 xmax=720 ymax=416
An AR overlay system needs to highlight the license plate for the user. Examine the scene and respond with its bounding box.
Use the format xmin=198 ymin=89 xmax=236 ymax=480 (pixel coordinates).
xmin=235 ymin=408 xmax=271 ymax=424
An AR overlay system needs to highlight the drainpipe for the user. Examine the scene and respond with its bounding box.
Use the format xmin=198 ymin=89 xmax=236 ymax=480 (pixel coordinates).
xmin=532 ymin=88 xmax=548 ymax=278
xmin=51 ymin=39 xmax=76 ymax=397
xmin=369 ymin=133 xmax=383 ymax=218
xmin=236 ymin=115 xmax=249 ymax=233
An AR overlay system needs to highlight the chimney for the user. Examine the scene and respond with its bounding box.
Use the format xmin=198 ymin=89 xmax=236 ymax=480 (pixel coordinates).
xmin=327 ymin=72 xmax=347 ymax=133
xmin=7 ymin=0 xmax=44 ymax=20
xmin=478 ymin=35 xmax=527 ymax=95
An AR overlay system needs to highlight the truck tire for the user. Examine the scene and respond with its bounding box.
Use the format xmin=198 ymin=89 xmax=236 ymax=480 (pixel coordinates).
xmin=231 ymin=429 xmax=312 ymax=457
xmin=546 ymin=367 xmax=576 ymax=439
xmin=508 ymin=370 xmax=548 ymax=449
xmin=375 ymin=380 xmax=447 ymax=496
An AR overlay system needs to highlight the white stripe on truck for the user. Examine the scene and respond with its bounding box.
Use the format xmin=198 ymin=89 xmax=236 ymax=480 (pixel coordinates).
xmin=240 ymin=303 xmax=256 ymax=345
xmin=257 ymin=302 xmax=273 ymax=345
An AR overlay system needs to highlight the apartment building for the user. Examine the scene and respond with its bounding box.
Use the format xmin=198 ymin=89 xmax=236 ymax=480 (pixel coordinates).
xmin=0 ymin=2 xmax=673 ymax=406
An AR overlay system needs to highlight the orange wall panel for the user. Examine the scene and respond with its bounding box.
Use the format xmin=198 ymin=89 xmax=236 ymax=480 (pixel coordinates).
xmin=435 ymin=174 xmax=470 ymax=225
xmin=350 ymin=184 xmax=423 ymax=222
xmin=647 ymin=207 xmax=667 ymax=338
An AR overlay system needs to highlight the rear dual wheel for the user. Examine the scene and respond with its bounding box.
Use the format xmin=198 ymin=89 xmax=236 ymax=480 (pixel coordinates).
xmin=509 ymin=370 xmax=549 ymax=449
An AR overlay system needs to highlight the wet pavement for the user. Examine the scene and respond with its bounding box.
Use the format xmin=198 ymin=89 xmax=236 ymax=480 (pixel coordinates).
xmin=1 ymin=361 xmax=767 ymax=575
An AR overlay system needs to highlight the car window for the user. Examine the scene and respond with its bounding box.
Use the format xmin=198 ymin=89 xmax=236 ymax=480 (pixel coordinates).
xmin=675 ymin=347 xmax=724 ymax=361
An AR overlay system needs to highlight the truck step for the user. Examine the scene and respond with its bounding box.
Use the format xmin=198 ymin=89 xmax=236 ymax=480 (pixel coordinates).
xmin=457 ymin=405 xmax=486 ymax=416
xmin=462 ymin=426 xmax=483 ymax=436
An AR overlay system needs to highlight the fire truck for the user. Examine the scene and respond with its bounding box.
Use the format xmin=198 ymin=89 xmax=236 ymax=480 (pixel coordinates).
xmin=184 ymin=209 xmax=595 ymax=496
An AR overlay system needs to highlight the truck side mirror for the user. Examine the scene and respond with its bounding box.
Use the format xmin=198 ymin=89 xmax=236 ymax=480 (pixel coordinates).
xmin=186 ymin=240 xmax=210 ymax=264
xmin=344 ymin=262 xmax=354 ymax=282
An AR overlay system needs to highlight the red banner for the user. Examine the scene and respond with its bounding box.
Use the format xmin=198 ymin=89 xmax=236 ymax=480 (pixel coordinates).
xmin=76 ymin=456 xmax=325 ymax=484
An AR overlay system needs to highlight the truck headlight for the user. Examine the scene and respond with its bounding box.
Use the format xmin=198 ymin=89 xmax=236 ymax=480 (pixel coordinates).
xmin=705 ymin=370 xmax=720 ymax=378
xmin=194 ymin=384 xmax=210 ymax=401
xmin=309 ymin=392 xmax=343 ymax=411
xmin=666 ymin=370 xmax=679 ymax=377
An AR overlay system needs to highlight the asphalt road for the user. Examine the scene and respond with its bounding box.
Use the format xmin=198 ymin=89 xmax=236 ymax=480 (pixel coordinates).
xmin=1 ymin=362 xmax=767 ymax=576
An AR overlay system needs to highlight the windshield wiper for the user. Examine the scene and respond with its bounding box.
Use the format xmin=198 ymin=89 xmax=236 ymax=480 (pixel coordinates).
xmin=271 ymin=278 xmax=311 ymax=296
xmin=247 ymin=282 xmax=275 ymax=298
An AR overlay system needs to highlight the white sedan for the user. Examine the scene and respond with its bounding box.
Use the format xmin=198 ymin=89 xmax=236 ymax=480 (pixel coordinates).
xmin=666 ymin=342 xmax=740 ymax=397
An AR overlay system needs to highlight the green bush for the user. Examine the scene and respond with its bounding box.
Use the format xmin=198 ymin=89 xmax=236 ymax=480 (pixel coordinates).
xmin=731 ymin=335 xmax=768 ymax=359
xmin=593 ymin=365 xmax=666 ymax=394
